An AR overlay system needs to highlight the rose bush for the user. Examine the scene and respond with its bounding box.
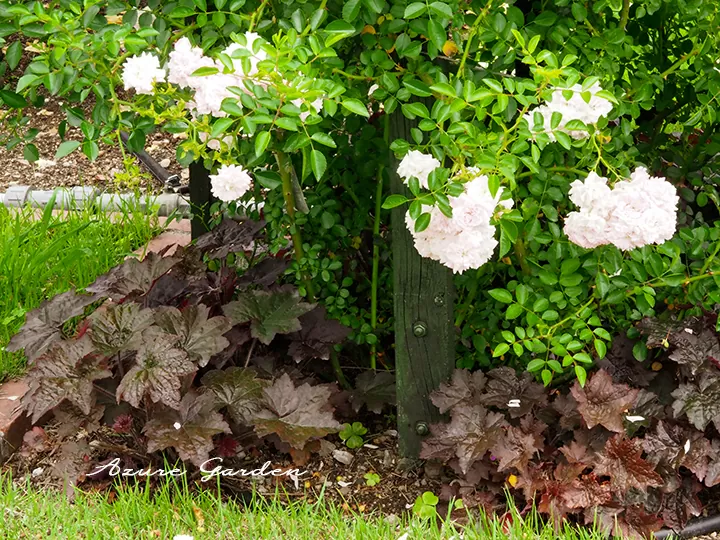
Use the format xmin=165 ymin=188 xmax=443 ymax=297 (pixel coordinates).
xmin=1 ymin=0 xmax=720 ymax=383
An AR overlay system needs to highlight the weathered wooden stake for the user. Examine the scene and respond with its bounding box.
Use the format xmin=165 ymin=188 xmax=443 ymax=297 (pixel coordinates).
xmin=188 ymin=160 xmax=215 ymax=240
xmin=389 ymin=109 xmax=456 ymax=459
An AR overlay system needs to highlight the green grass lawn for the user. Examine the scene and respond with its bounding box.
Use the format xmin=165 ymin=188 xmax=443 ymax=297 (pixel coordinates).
xmin=0 ymin=198 xmax=159 ymax=381
xmin=0 ymin=475 xmax=611 ymax=539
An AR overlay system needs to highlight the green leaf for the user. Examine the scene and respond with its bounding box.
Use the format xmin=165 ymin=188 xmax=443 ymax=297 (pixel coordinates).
xmin=311 ymin=149 xmax=327 ymax=180
xmin=429 ymin=82 xmax=456 ymax=97
xmin=310 ymin=132 xmax=336 ymax=148
xmin=6 ymin=41 xmax=22 ymax=70
xmin=381 ymin=194 xmax=408 ymax=209
xmin=321 ymin=211 xmax=335 ymax=229
xmin=82 ymin=5 xmax=100 ymax=27
xmin=429 ymin=1 xmax=453 ymax=19
xmin=515 ymin=284 xmax=528 ymax=305
xmin=342 ymin=0 xmax=362 ymax=22
xmin=55 ymin=140 xmax=81 ymax=160
xmin=574 ymin=365 xmax=587 ymax=386
xmin=255 ymin=131 xmax=271 ymax=157
xmin=82 ymin=140 xmax=99 ymax=161
xmin=527 ymin=359 xmax=545 ymax=372
xmin=427 ymin=19 xmax=446 ymax=50
xmin=0 ymin=89 xmax=27 ymax=108
xmin=191 ymin=66 xmax=219 ymax=76
xmin=324 ymin=20 xmax=356 ymax=47
xmin=541 ymin=369 xmax=552 ymax=386
xmin=555 ymin=130 xmax=572 ymax=150
xmin=594 ymin=339 xmax=607 ymax=359
xmin=403 ymin=79 xmax=432 ymax=97
xmin=254 ymin=170 xmax=282 ymax=190
xmin=488 ymin=288 xmax=513 ymax=304
xmin=493 ymin=343 xmax=510 ymax=357
xmin=23 ymin=143 xmax=39 ymax=162
xmin=169 ymin=6 xmax=196 ymax=18
xmin=404 ymin=2 xmax=426 ymax=19
xmin=505 ymin=304 xmax=523 ymax=320
xmin=414 ymin=212 xmax=431 ymax=232
xmin=341 ymin=98 xmax=369 ymax=117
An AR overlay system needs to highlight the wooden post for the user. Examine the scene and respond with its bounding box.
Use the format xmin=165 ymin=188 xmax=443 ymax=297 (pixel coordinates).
xmin=188 ymin=160 xmax=215 ymax=240
xmin=388 ymin=108 xmax=456 ymax=459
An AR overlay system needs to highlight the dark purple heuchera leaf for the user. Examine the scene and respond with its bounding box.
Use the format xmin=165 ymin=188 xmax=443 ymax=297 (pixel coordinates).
xmin=6 ymin=291 xmax=100 ymax=361
xmin=237 ymin=257 xmax=290 ymax=288
xmin=420 ymin=404 xmax=507 ymax=474
xmin=89 ymin=303 xmax=154 ymax=354
xmin=552 ymin=392 xmax=582 ymax=430
xmin=116 ymin=333 xmax=196 ymax=409
xmin=560 ymin=440 xmax=592 ymax=466
xmin=51 ymin=439 xmax=93 ymax=501
xmin=588 ymin=505 xmax=663 ymax=540
xmin=350 ymin=370 xmax=396 ymax=414
xmin=661 ymin=478 xmax=703 ymax=530
xmin=660 ymin=479 xmax=702 ymax=531
xmin=704 ymin=440 xmax=720 ymax=487
xmin=53 ymin=403 xmax=104 ymax=439
xmin=201 ymin=367 xmax=269 ymax=424
xmin=570 ymin=369 xmax=639 ymax=433
xmin=594 ymin=435 xmax=663 ymax=492
xmin=22 ymin=337 xmax=111 ymax=422
xmin=194 ymin=218 xmax=265 ymax=259
xmin=143 ymin=391 xmax=231 ymax=466
xmin=287 ymin=306 xmax=351 ymax=363
xmin=491 ymin=419 xmax=546 ymax=474
xmin=671 ymin=373 xmax=720 ymax=431
xmin=154 ymin=305 xmax=231 ymax=367
xmin=638 ymin=316 xmax=720 ymax=376
xmin=223 ymin=288 xmax=315 ymax=345
xmin=253 ymin=373 xmax=342 ymax=449
xmin=597 ymin=335 xmax=656 ymax=387
xmin=480 ymin=367 xmax=547 ymax=418
xmin=430 ymin=369 xmax=486 ymax=414
xmin=561 ymin=474 xmax=613 ymax=510
xmin=86 ymin=250 xmax=179 ymax=302
xmin=642 ymin=421 xmax=710 ymax=482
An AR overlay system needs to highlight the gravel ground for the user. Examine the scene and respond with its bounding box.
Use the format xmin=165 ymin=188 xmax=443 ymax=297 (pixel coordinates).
xmin=0 ymin=92 xmax=187 ymax=193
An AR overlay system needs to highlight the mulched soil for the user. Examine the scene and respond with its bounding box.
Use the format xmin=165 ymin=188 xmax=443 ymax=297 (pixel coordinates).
xmin=0 ymin=92 xmax=185 ymax=193
xmin=0 ymin=38 xmax=185 ymax=193
xmin=4 ymin=418 xmax=446 ymax=520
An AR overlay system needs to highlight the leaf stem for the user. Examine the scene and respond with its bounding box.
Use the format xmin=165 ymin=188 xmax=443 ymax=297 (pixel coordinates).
xmin=513 ymin=238 xmax=531 ymax=276
xmin=275 ymin=150 xmax=315 ymax=301
xmin=331 ymin=348 xmax=351 ymax=390
xmin=619 ymin=0 xmax=630 ymax=30
xmin=244 ymin=338 xmax=257 ymax=368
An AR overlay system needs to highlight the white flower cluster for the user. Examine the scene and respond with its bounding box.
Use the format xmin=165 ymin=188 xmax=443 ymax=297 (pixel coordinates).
xmin=121 ymin=52 xmax=166 ymax=94
xmin=524 ymin=83 xmax=614 ymax=140
xmin=405 ymin=168 xmax=512 ymax=273
xmin=564 ymin=167 xmax=679 ymax=250
xmin=210 ymin=164 xmax=253 ymax=203
xmin=396 ymin=150 xmax=441 ymax=189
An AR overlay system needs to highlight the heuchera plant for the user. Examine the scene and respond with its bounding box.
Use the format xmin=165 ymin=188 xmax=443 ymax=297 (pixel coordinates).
xmin=7 ymin=219 xmax=363 ymax=480
xmin=420 ymin=313 xmax=720 ymax=538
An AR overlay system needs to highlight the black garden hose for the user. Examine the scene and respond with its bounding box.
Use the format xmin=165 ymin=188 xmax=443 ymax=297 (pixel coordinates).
xmin=118 ymin=131 xmax=185 ymax=193
xmin=654 ymin=514 xmax=720 ymax=539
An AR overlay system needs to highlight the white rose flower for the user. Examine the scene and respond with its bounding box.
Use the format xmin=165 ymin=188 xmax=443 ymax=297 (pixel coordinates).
xmin=210 ymin=164 xmax=253 ymax=202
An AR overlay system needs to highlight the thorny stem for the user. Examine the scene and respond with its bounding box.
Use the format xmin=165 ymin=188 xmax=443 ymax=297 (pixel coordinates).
xmin=370 ymin=113 xmax=390 ymax=370
xmin=455 ymin=1 xmax=494 ymax=80
xmin=513 ymin=238 xmax=532 ymax=276
xmin=275 ymin=150 xmax=316 ymax=301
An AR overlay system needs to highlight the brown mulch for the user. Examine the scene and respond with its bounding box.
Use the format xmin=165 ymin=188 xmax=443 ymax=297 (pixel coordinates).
xmin=4 ymin=418 xmax=444 ymax=519
xmin=0 ymin=92 xmax=185 ymax=193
